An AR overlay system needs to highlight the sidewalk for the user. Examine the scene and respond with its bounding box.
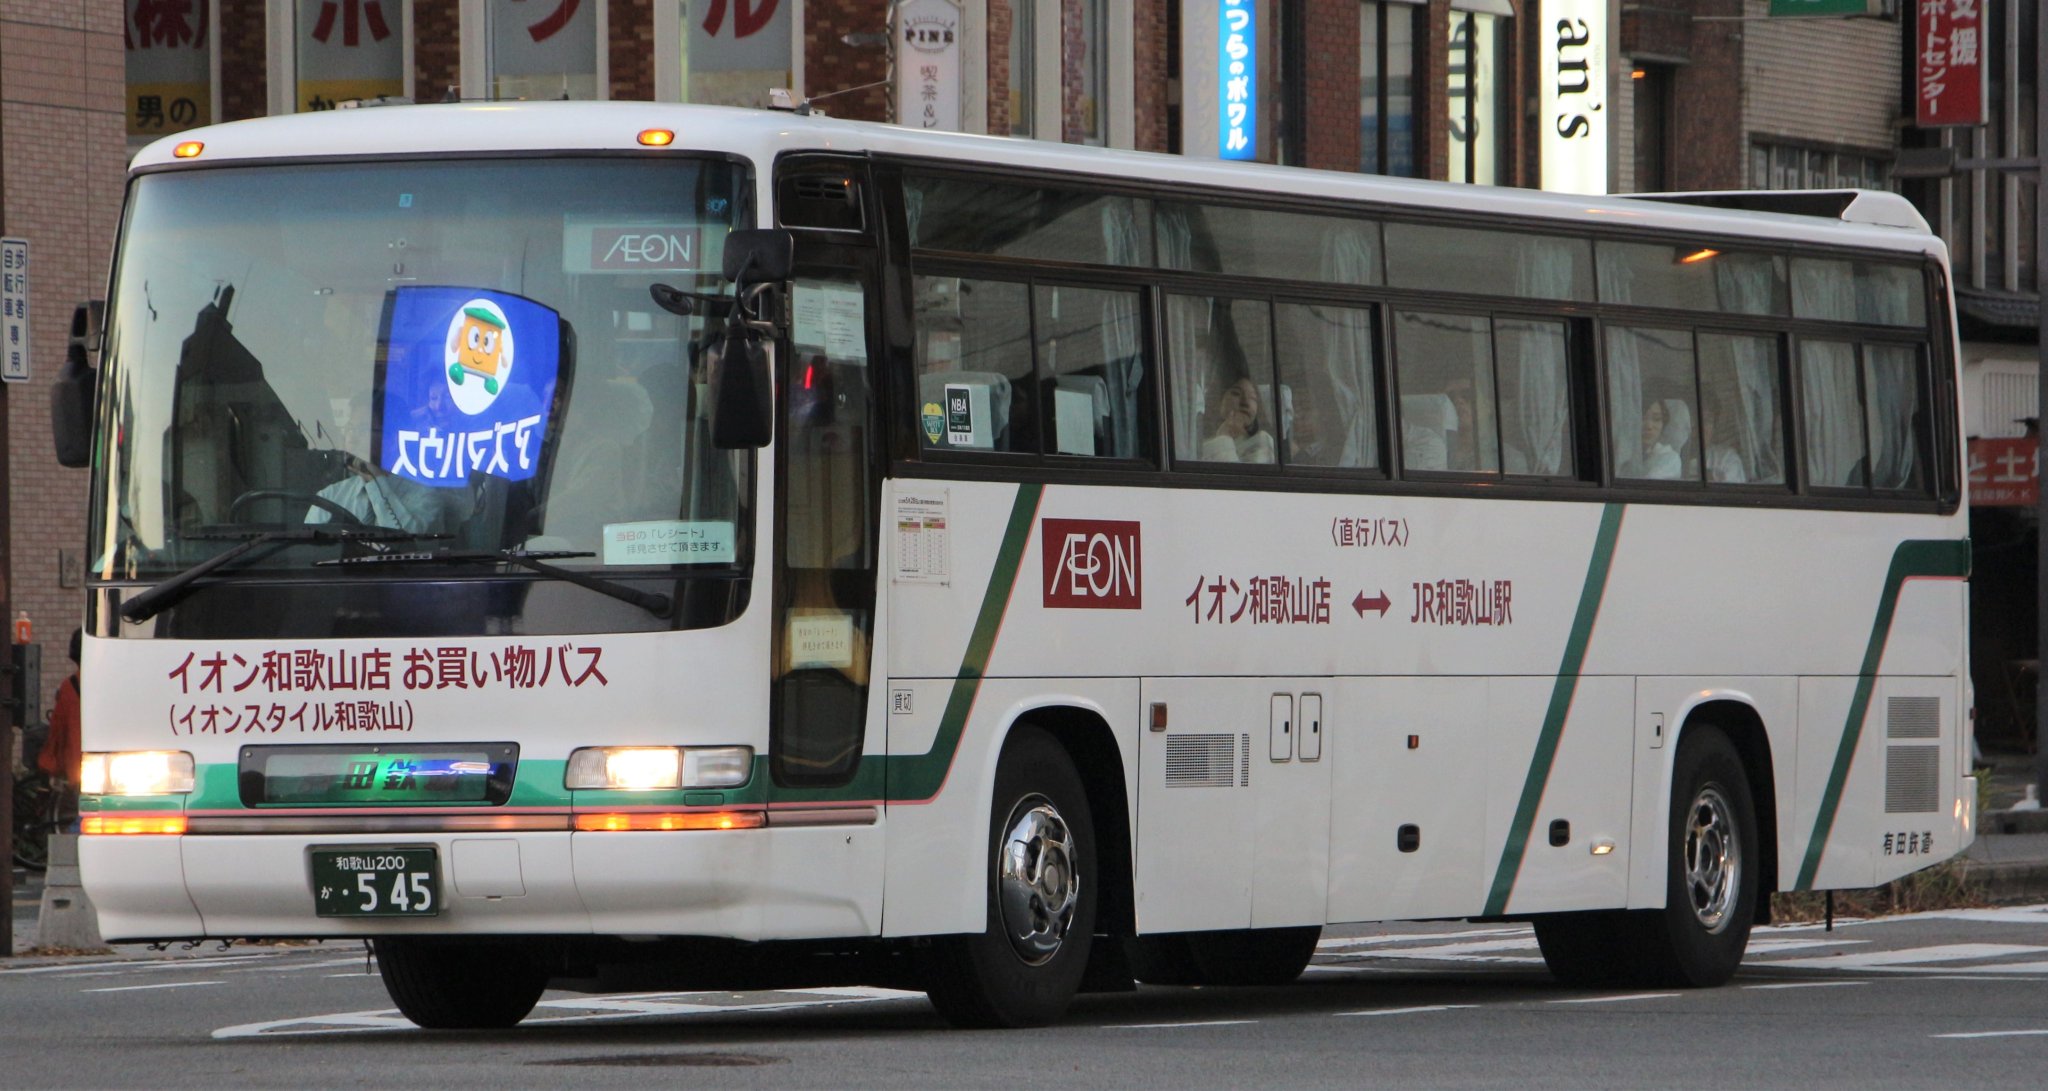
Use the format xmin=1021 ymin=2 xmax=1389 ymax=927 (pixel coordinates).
xmin=1959 ymin=747 xmax=2048 ymax=903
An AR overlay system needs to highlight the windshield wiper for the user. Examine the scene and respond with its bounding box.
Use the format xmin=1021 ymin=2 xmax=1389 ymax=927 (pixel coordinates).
xmin=316 ymin=548 xmax=673 ymax=619
xmin=119 ymin=526 xmax=439 ymax=623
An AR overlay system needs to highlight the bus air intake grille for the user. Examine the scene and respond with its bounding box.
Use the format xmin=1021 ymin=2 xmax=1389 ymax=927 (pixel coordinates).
xmin=1886 ymin=696 xmax=1941 ymax=739
xmin=1884 ymin=745 xmax=1940 ymax=814
xmin=1164 ymin=733 xmax=1237 ymax=788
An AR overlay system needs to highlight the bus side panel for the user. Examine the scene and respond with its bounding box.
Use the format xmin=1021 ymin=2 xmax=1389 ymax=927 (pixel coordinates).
xmin=879 ymin=678 xmax=1139 ymax=939
xmin=1794 ymin=676 xmax=1877 ymax=890
xmin=1487 ymin=676 xmax=1634 ymax=916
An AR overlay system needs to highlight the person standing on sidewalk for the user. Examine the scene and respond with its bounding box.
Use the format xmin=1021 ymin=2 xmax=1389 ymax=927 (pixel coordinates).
xmin=35 ymin=629 xmax=81 ymax=828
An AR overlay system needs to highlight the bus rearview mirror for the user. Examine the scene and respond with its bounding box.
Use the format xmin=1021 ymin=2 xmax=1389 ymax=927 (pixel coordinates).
xmin=722 ymin=229 xmax=793 ymax=285
xmin=706 ymin=329 xmax=773 ymax=449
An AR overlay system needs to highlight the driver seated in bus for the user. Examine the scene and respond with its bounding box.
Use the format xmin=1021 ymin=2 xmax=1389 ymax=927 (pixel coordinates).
xmin=305 ymin=393 xmax=474 ymax=533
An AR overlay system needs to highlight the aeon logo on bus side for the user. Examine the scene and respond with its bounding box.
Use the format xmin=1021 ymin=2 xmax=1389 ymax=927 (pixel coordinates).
xmin=1041 ymin=519 xmax=1142 ymax=610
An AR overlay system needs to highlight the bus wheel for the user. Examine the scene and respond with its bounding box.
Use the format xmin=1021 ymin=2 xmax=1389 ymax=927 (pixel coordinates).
xmin=919 ymin=725 xmax=1096 ymax=1028
xmin=372 ymin=938 xmax=547 ymax=1029
xmin=1643 ymin=726 xmax=1758 ymax=986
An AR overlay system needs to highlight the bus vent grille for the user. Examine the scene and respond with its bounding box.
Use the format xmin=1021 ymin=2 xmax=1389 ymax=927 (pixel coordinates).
xmin=1164 ymin=733 xmax=1236 ymax=788
xmin=1240 ymin=734 xmax=1250 ymax=787
xmin=1884 ymin=745 xmax=1940 ymax=814
xmin=1886 ymin=696 xmax=1941 ymax=739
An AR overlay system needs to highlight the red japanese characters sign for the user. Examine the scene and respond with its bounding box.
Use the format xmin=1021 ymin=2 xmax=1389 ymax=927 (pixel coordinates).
xmin=1915 ymin=0 xmax=1986 ymax=128
xmin=1042 ymin=519 xmax=1142 ymax=609
xmin=1968 ymin=437 xmax=2038 ymax=506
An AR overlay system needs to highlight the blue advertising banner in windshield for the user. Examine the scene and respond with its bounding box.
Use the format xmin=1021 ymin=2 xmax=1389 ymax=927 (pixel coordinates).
xmin=378 ymin=286 xmax=563 ymax=488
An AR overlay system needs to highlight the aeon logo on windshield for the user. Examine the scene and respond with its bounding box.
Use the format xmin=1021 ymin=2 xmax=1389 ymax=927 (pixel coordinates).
xmin=1041 ymin=519 xmax=1142 ymax=610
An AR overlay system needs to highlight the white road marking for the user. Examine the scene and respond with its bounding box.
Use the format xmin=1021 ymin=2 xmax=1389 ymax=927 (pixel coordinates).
xmin=323 ymin=973 xmax=379 ymax=978
xmin=1335 ymin=1004 xmax=1480 ymax=1017
xmin=1300 ymin=964 xmax=1402 ymax=975
xmin=226 ymin=958 xmax=371 ymax=975
xmin=212 ymin=986 xmax=923 ymax=1039
xmin=1742 ymin=981 xmax=1868 ymax=990
xmin=1105 ymin=1019 xmax=1256 ymax=1030
xmin=1546 ymin=992 xmax=1679 ymax=1005
xmin=1746 ymin=937 xmax=1870 ymax=954
xmin=1766 ymin=944 xmax=2048 ymax=971
xmin=85 ymin=980 xmax=224 ymax=993
xmin=1931 ymin=1029 xmax=2048 ymax=1040
xmin=1 ymin=954 xmax=281 ymax=976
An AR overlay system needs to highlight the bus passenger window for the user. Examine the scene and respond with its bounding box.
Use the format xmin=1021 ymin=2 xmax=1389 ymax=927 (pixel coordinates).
xmin=1799 ymin=339 xmax=1866 ymax=489
xmin=1393 ymin=310 xmax=1497 ymax=474
xmin=915 ymin=276 xmax=1035 ymax=453
xmin=1166 ymin=295 xmax=1276 ymax=465
xmin=1697 ymin=333 xmax=1784 ymax=485
xmin=1033 ymin=284 xmax=1149 ymax=459
xmin=1863 ymin=344 xmax=1925 ymax=493
xmin=1276 ymin=302 xmax=1379 ymax=470
xmin=1605 ymin=325 xmax=1699 ymax=482
xmin=1493 ymin=318 xmax=1572 ymax=477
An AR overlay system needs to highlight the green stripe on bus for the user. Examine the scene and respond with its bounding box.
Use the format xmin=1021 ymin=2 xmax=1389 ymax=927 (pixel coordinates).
xmin=882 ymin=481 xmax=1044 ymax=802
xmin=1792 ymin=537 xmax=1970 ymax=891
xmin=1482 ymin=502 xmax=1625 ymax=917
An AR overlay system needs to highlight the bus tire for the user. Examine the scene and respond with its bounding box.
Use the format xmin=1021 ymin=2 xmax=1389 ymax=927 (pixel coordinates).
xmin=919 ymin=725 xmax=1096 ymax=1028
xmin=1638 ymin=725 xmax=1758 ymax=986
xmin=372 ymin=938 xmax=548 ymax=1029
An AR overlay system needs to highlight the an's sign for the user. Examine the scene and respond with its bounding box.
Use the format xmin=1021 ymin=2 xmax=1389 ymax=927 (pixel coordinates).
xmin=1538 ymin=0 xmax=1608 ymax=195
xmin=377 ymin=286 xmax=563 ymax=488
xmin=1042 ymin=518 xmax=1142 ymax=610
xmin=895 ymin=0 xmax=962 ymax=131
xmin=1218 ymin=0 xmax=1256 ymax=160
xmin=1915 ymin=0 xmax=1986 ymax=128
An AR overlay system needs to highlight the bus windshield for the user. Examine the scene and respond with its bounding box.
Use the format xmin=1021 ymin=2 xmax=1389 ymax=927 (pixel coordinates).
xmin=91 ymin=156 xmax=754 ymax=581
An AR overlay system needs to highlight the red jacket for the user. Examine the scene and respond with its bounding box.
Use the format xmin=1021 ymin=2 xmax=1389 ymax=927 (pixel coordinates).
xmin=38 ymin=674 xmax=80 ymax=783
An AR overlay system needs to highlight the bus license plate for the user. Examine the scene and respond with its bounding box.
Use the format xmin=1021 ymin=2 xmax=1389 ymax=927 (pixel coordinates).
xmin=312 ymin=848 xmax=440 ymax=917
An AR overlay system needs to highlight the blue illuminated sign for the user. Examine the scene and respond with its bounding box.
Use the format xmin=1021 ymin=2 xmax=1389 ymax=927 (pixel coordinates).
xmin=1219 ymin=0 xmax=1256 ymax=160
xmin=377 ymin=286 xmax=562 ymax=488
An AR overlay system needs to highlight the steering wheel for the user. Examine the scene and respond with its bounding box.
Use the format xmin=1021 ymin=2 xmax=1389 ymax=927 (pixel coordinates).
xmin=228 ymin=489 xmax=366 ymax=527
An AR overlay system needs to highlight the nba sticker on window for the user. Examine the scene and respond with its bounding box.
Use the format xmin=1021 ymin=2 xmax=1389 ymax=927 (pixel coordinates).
xmin=602 ymin=520 xmax=735 ymax=566
xmin=377 ymin=286 xmax=563 ymax=488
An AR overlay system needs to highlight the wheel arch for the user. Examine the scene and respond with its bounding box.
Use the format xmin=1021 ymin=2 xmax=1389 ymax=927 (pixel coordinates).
xmin=1674 ymin=697 xmax=1781 ymax=924
xmin=1002 ymin=703 xmax=1135 ymax=939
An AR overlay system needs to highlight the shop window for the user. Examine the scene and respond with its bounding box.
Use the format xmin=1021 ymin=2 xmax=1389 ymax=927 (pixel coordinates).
xmin=1010 ymin=0 xmax=1036 ymax=136
xmin=488 ymin=0 xmax=601 ymax=100
xmin=125 ymin=0 xmax=215 ymax=137
xmin=1447 ymin=7 xmax=1510 ymax=186
xmin=295 ymin=0 xmax=405 ymax=111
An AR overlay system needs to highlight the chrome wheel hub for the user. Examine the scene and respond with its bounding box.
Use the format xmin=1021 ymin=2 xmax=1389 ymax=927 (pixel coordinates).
xmin=996 ymin=797 xmax=1079 ymax=965
xmin=1685 ymin=785 xmax=1741 ymax=934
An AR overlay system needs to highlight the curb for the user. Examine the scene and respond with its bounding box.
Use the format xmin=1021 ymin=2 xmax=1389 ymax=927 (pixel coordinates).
xmin=1957 ymin=858 xmax=2048 ymax=906
xmin=1982 ymin=808 xmax=2048 ymax=836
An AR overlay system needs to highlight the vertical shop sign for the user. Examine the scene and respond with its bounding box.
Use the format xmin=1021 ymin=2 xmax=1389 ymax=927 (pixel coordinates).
xmin=1538 ymin=0 xmax=1608 ymax=195
xmin=895 ymin=0 xmax=962 ymax=131
xmin=490 ymin=0 xmax=599 ymax=100
xmin=125 ymin=0 xmax=213 ymax=137
xmin=1218 ymin=0 xmax=1256 ymax=159
xmin=1 ymin=239 xmax=27 ymax=384
xmin=686 ymin=0 xmax=792 ymax=107
xmin=1915 ymin=0 xmax=1986 ymax=128
xmin=296 ymin=0 xmax=404 ymax=111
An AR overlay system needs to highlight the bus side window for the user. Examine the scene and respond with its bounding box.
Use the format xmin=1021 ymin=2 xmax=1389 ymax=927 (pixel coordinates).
xmin=1276 ymin=302 xmax=1379 ymax=470
xmin=1799 ymin=339 xmax=1867 ymax=489
xmin=1697 ymin=332 xmax=1785 ymax=486
xmin=1393 ymin=310 xmax=1498 ymax=475
xmin=1493 ymin=317 xmax=1573 ymax=477
xmin=1605 ymin=324 xmax=1699 ymax=482
xmin=1033 ymin=283 xmax=1150 ymax=459
xmin=914 ymin=276 xmax=1035 ymax=453
xmin=1165 ymin=295 xmax=1277 ymax=466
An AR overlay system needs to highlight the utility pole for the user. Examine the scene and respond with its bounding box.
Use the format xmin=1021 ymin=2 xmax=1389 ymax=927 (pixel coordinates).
xmin=2034 ymin=2 xmax=2047 ymax=803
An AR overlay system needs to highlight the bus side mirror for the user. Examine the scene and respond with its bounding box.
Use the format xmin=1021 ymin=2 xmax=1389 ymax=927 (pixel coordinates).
xmin=705 ymin=328 xmax=773 ymax=449
xmin=722 ymin=229 xmax=793 ymax=285
xmin=50 ymin=301 xmax=101 ymax=468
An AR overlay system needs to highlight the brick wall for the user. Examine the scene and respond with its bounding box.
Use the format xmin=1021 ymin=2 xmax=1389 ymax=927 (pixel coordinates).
xmin=988 ymin=0 xmax=1013 ymax=134
xmin=1059 ymin=0 xmax=1083 ymax=141
xmin=1302 ymin=0 xmax=1359 ymax=172
xmin=218 ymin=0 xmax=265 ymax=120
xmin=0 ymin=0 xmax=129 ymax=713
xmin=1672 ymin=0 xmax=1744 ymax=190
xmin=610 ymin=0 xmax=653 ymax=101
xmin=804 ymin=0 xmax=889 ymax=121
xmin=414 ymin=0 xmax=460 ymax=103
xmin=1133 ymin=0 xmax=1166 ymax=152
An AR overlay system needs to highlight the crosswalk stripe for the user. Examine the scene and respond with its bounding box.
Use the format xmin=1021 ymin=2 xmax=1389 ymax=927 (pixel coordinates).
xmin=1766 ymin=943 xmax=2048 ymax=971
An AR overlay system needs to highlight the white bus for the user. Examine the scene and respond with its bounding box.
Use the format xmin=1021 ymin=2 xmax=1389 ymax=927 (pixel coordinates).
xmin=61 ymin=103 xmax=1972 ymax=1029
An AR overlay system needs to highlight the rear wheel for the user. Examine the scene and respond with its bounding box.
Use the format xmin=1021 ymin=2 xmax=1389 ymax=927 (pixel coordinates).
xmin=372 ymin=938 xmax=547 ymax=1029
xmin=919 ymin=725 xmax=1096 ymax=1028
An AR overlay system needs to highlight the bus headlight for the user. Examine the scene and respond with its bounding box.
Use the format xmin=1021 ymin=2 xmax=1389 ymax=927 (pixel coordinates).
xmin=565 ymin=746 xmax=753 ymax=791
xmin=80 ymin=751 xmax=195 ymax=796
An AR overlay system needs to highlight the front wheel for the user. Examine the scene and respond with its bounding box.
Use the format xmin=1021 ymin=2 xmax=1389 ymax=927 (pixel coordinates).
xmin=918 ymin=725 xmax=1096 ymax=1028
xmin=372 ymin=938 xmax=547 ymax=1029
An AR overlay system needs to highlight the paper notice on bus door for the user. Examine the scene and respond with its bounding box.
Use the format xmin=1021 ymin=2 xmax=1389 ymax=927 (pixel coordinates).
xmin=893 ymin=489 xmax=950 ymax=585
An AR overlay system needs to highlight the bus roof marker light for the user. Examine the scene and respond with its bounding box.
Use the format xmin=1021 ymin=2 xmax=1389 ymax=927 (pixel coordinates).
xmin=172 ymin=141 xmax=204 ymax=159
xmin=637 ymin=129 xmax=676 ymax=147
xmin=1678 ymin=248 xmax=1720 ymax=265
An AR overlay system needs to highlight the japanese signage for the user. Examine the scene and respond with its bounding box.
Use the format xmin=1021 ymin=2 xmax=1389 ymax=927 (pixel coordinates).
xmin=894 ymin=490 xmax=951 ymax=584
xmin=490 ymin=0 xmax=597 ymax=99
xmin=686 ymin=0 xmax=792 ymax=107
xmin=295 ymin=0 xmax=403 ymax=111
xmin=1967 ymin=437 xmax=2037 ymax=506
xmin=1043 ymin=519 xmax=1143 ymax=610
xmin=1188 ymin=574 xmax=1332 ymax=626
xmin=895 ymin=0 xmax=962 ymax=131
xmin=1217 ymin=0 xmax=1256 ymax=160
xmin=0 ymin=238 xmax=26 ymax=384
xmin=125 ymin=0 xmax=212 ymax=138
xmin=601 ymin=520 xmax=735 ymax=566
xmin=377 ymin=286 xmax=562 ymax=488
xmin=1538 ymin=0 xmax=1607 ymax=195
xmin=1915 ymin=0 xmax=1986 ymax=128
